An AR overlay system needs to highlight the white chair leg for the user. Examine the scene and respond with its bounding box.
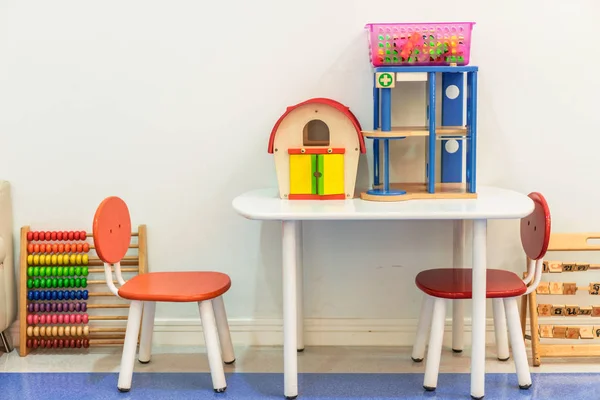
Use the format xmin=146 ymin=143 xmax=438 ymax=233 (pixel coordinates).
xmin=213 ymin=296 xmax=236 ymax=364
xmin=492 ymin=298 xmax=510 ymax=361
xmin=451 ymin=219 xmax=465 ymax=353
xmin=504 ymin=297 xmax=532 ymax=389
xmin=199 ymin=300 xmax=227 ymax=392
xmin=452 ymin=300 xmax=465 ymax=353
xmin=412 ymin=294 xmax=434 ymax=362
xmin=138 ymin=301 xmax=156 ymax=364
xmin=423 ymin=298 xmax=447 ymax=391
xmin=117 ymin=300 xmax=144 ymax=392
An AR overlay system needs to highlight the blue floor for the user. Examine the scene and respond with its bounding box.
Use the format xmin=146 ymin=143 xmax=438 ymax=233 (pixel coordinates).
xmin=0 ymin=372 xmax=598 ymax=399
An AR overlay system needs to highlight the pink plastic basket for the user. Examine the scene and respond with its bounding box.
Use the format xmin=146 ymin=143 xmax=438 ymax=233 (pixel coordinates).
xmin=365 ymin=22 xmax=475 ymax=67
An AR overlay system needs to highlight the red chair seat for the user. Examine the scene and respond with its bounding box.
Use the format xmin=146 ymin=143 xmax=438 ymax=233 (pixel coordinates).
xmin=415 ymin=269 xmax=527 ymax=300
xmin=117 ymin=271 xmax=231 ymax=302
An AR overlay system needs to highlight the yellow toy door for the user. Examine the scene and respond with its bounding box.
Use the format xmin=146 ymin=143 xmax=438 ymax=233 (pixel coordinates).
xmin=319 ymin=154 xmax=344 ymax=195
xmin=289 ymin=154 xmax=316 ymax=195
xmin=289 ymin=153 xmax=345 ymax=198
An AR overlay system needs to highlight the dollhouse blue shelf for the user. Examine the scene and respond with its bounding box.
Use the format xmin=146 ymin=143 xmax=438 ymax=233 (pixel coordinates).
xmin=363 ymin=65 xmax=478 ymax=201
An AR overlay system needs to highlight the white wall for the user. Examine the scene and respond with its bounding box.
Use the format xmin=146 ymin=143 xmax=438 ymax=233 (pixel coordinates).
xmin=1 ymin=0 xmax=600 ymax=346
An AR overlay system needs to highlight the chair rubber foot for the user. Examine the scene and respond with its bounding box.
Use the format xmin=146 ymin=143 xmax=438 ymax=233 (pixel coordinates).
xmin=297 ymin=348 xmax=305 ymax=352
xmin=214 ymin=387 xmax=227 ymax=393
xmin=285 ymin=396 xmax=298 ymax=399
xmin=471 ymin=395 xmax=484 ymax=399
xmin=117 ymin=387 xmax=130 ymax=393
xmin=224 ymin=358 xmax=236 ymax=365
xmin=138 ymin=359 xmax=150 ymax=364
xmin=452 ymin=348 xmax=463 ymax=353
xmin=519 ymin=383 xmax=532 ymax=390
xmin=411 ymin=357 xmax=423 ymax=362
xmin=498 ymin=357 xmax=509 ymax=362
xmin=423 ymin=386 xmax=436 ymax=392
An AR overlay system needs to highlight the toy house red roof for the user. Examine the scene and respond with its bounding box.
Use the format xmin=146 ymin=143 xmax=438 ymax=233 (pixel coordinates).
xmin=267 ymin=98 xmax=366 ymax=154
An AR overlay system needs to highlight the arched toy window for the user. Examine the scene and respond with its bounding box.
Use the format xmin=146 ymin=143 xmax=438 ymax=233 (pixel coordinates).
xmin=303 ymin=119 xmax=330 ymax=146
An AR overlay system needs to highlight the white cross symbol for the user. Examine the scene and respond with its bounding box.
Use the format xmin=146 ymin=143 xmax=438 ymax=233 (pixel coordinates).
xmin=379 ymin=74 xmax=392 ymax=86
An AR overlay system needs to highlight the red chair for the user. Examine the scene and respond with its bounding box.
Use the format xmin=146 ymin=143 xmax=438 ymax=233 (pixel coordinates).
xmin=411 ymin=192 xmax=551 ymax=396
xmin=92 ymin=196 xmax=235 ymax=393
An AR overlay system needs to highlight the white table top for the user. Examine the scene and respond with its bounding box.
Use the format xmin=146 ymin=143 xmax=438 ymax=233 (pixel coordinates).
xmin=232 ymin=186 xmax=534 ymax=221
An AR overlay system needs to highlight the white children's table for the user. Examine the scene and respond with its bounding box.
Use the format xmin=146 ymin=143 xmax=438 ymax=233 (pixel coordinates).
xmin=232 ymin=186 xmax=534 ymax=399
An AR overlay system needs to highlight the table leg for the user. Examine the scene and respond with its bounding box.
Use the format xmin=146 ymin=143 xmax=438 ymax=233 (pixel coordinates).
xmin=296 ymin=221 xmax=304 ymax=352
xmin=282 ymin=220 xmax=298 ymax=399
xmin=471 ymin=219 xmax=487 ymax=399
xmin=452 ymin=220 xmax=465 ymax=353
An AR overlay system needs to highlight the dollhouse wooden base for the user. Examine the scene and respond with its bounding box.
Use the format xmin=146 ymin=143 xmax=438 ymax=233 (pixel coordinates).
xmin=360 ymin=182 xmax=477 ymax=202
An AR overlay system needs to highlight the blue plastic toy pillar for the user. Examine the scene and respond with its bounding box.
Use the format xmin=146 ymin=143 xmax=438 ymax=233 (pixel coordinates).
xmin=441 ymin=73 xmax=464 ymax=183
xmin=373 ymin=76 xmax=380 ymax=187
xmin=466 ymin=71 xmax=478 ymax=193
xmin=380 ymin=88 xmax=392 ymax=192
xmin=427 ymin=72 xmax=436 ymax=193
xmin=381 ymin=88 xmax=391 ymax=131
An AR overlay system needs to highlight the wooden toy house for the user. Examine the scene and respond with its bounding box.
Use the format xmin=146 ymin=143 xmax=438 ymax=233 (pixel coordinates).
xmin=360 ymin=22 xmax=479 ymax=202
xmin=360 ymin=66 xmax=479 ymax=202
xmin=268 ymin=98 xmax=366 ymax=200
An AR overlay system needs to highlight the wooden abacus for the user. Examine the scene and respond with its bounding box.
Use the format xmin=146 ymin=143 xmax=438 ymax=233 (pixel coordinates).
xmin=521 ymin=232 xmax=600 ymax=366
xmin=18 ymin=225 xmax=147 ymax=356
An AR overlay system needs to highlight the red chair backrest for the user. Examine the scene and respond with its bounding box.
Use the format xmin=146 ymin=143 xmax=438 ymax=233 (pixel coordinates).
xmin=520 ymin=192 xmax=551 ymax=261
xmin=92 ymin=196 xmax=132 ymax=264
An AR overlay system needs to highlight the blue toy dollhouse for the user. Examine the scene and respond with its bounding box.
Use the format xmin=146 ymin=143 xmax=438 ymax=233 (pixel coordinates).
xmin=361 ymin=23 xmax=478 ymax=202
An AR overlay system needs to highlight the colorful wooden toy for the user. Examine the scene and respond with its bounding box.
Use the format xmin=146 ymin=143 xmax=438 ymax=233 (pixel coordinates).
xmin=361 ymin=22 xmax=478 ymax=202
xmin=522 ymin=232 xmax=600 ymax=365
xmin=268 ymin=98 xmax=366 ymax=200
xmin=18 ymin=226 xmax=147 ymax=356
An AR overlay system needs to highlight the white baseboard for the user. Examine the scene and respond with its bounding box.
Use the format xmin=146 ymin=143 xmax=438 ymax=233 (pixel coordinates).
xmin=9 ymin=318 xmax=503 ymax=348
xmin=152 ymin=318 xmax=501 ymax=347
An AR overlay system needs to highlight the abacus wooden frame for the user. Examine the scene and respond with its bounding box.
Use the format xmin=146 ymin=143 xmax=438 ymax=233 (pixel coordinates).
xmin=521 ymin=232 xmax=600 ymax=366
xmin=18 ymin=225 xmax=147 ymax=356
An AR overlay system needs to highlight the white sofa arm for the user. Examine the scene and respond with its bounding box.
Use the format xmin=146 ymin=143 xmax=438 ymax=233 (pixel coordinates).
xmin=0 ymin=236 xmax=5 ymax=265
